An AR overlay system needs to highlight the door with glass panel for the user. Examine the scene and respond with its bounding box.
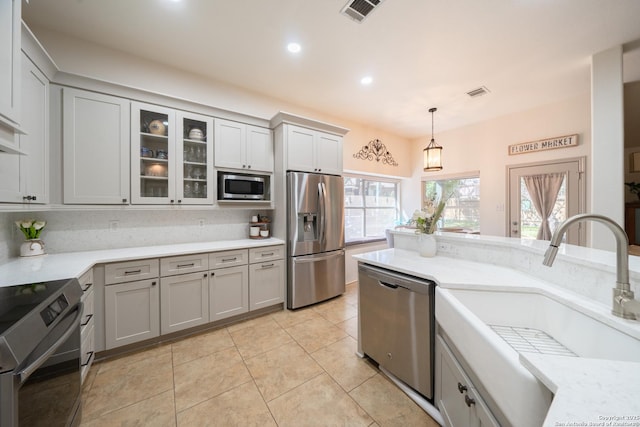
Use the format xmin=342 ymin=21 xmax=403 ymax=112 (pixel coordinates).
xmin=507 ymin=158 xmax=585 ymax=245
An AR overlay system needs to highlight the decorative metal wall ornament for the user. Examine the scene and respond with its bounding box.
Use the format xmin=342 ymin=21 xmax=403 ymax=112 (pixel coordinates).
xmin=353 ymin=139 xmax=399 ymax=166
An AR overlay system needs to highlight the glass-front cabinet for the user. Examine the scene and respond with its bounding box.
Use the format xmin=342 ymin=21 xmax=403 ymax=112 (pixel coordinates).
xmin=131 ymin=102 xmax=213 ymax=204
xmin=177 ymin=111 xmax=213 ymax=204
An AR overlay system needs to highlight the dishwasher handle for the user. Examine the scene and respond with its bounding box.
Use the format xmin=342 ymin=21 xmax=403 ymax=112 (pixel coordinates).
xmin=359 ymin=263 xmax=434 ymax=294
xmin=378 ymin=281 xmax=399 ymax=289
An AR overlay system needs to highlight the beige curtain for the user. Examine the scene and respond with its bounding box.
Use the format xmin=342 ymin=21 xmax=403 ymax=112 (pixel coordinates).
xmin=523 ymin=173 xmax=565 ymax=240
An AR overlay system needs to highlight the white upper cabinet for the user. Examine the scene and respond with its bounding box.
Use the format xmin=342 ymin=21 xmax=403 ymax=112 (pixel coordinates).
xmin=63 ymin=88 xmax=130 ymax=204
xmin=131 ymin=102 xmax=214 ymax=205
xmin=0 ymin=0 xmax=21 ymax=129
xmin=0 ymin=52 xmax=48 ymax=203
xmin=286 ymin=124 xmax=343 ymax=175
xmin=215 ymin=118 xmax=273 ymax=173
xmin=19 ymin=53 xmax=49 ymax=203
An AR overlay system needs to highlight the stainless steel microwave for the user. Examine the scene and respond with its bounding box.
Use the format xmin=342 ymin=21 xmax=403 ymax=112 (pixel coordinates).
xmin=218 ymin=173 xmax=267 ymax=200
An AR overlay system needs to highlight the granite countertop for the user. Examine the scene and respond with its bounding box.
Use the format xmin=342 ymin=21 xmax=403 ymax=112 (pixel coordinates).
xmin=353 ymin=248 xmax=640 ymax=426
xmin=0 ymin=237 xmax=285 ymax=287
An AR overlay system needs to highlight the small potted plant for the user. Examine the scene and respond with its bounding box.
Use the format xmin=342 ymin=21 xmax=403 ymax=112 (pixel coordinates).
xmin=15 ymin=219 xmax=46 ymax=257
xmin=410 ymin=198 xmax=447 ymax=257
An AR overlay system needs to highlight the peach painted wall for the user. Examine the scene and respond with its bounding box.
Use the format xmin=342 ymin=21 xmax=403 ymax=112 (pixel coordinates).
xmin=408 ymin=93 xmax=592 ymax=237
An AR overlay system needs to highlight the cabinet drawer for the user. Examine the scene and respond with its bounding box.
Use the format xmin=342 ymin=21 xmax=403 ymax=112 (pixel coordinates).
xmin=209 ymin=249 xmax=248 ymax=268
xmin=105 ymin=258 xmax=159 ymax=284
xmin=78 ymin=269 xmax=93 ymax=293
xmin=80 ymin=288 xmax=94 ymax=337
xmin=80 ymin=324 xmax=95 ymax=384
xmin=160 ymin=253 xmax=208 ymax=277
xmin=249 ymin=245 xmax=284 ymax=263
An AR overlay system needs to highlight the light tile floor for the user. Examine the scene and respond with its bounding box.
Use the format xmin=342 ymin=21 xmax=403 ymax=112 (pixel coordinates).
xmin=80 ymin=283 xmax=439 ymax=426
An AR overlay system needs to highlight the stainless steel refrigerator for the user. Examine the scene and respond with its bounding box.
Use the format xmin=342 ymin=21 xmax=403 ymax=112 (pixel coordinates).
xmin=287 ymin=171 xmax=345 ymax=309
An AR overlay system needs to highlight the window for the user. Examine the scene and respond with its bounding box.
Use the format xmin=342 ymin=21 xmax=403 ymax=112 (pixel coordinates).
xmin=422 ymin=174 xmax=480 ymax=232
xmin=345 ymin=175 xmax=400 ymax=242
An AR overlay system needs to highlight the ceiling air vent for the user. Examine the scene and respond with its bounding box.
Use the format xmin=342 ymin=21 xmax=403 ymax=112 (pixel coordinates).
xmin=341 ymin=0 xmax=384 ymax=23
xmin=466 ymin=86 xmax=490 ymax=98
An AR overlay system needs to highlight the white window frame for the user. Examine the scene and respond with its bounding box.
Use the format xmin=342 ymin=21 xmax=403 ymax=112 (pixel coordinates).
xmin=344 ymin=172 xmax=401 ymax=243
xmin=421 ymin=171 xmax=480 ymax=233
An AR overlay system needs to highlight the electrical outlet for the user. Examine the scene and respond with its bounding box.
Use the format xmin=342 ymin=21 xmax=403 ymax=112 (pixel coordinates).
xmin=198 ymin=219 xmax=205 ymax=228
xmin=109 ymin=220 xmax=119 ymax=232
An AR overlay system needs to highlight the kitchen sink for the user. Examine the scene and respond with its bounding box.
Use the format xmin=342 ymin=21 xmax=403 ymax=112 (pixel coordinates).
xmin=435 ymin=286 xmax=640 ymax=426
xmin=440 ymin=287 xmax=640 ymax=362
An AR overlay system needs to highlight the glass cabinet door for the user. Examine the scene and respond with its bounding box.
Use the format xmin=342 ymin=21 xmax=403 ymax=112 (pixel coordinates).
xmin=131 ymin=103 xmax=175 ymax=204
xmin=176 ymin=112 xmax=214 ymax=204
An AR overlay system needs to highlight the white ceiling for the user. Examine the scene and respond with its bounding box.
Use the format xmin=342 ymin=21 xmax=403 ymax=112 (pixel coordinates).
xmin=22 ymin=0 xmax=640 ymax=139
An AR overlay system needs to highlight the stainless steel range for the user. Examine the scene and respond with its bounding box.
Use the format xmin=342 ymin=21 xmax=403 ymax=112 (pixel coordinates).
xmin=0 ymin=278 xmax=83 ymax=427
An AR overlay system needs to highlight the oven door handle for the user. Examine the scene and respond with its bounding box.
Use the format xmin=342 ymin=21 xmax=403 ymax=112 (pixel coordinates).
xmin=17 ymin=302 xmax=83 ymax=385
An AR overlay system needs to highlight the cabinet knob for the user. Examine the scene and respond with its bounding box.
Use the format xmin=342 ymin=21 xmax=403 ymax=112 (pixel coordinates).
xmin=151 ymin=281 xmax=157 ymax=286
xmin=203 ymin=273 xmax=207 ymax=278
xmin=247 ymin=165 xmax=251 ymax=169
xmin=457 ymin=382 xmax=467 ymax=393
xmin=210 ymin=272 xmax=215 ymax=277
xmin=178 ymin=200 xmax=182 ymax=203
xmin=170 ymin=200 xmax=174 ymax=203
xmin=242 ymin=165 xmax=246 ymax=168
xmin=464 ymin=395 xmax=475 ymax=407
xmin=122 ymin=198 xmax=128 ymax=203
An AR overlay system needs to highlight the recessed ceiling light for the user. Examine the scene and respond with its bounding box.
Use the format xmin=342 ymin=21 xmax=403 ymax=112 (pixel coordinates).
xmin=287 ymin=43 xmax=301 ymax=53
xmin=360 ymin=76 xmax=373 ymax=85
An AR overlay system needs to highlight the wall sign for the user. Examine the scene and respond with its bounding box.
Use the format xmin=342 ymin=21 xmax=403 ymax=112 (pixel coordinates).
xmin=508 ymin=134 xmax=578 ymax=155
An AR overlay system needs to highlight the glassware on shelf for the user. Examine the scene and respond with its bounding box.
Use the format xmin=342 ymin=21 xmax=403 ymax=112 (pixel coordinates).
xmin=184 ymin=183 xmax=192 ymax=198
xmin=193 ymin=182 xmax=200 ymax=198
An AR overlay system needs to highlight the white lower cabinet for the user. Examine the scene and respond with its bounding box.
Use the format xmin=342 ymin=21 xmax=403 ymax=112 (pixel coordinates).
xmin=160 ymin=271 xmax=209 ymax=334
xmin=209 ymin=264 xmax=249 ymax=321
xmin=101 ymin=245 xmax=285 ymax=351
xmin=249 ymin=259 xmax=284 ymax=310
xmin=79 ymin=269 xmax=95 ymax=383
xmin=105 ymin=278 xmax=160 ymax=350
xmin=436 ymin=335 xmax=499 ymax=427
xmin=248 ymin=245 xmax=285 ymax=310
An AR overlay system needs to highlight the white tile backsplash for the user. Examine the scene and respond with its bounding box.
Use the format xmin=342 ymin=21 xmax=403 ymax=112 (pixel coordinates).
xmin=0 ymin=209 xmax=267 ymax=263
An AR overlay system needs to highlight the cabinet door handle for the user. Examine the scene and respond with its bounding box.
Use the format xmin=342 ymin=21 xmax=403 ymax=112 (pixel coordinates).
xmin=247 ymin=165 xmax=251 ymax=169
xmin=124 ymin=269 xmax=142 ymax=275
xmin=260 ymin=263 xmax=274 ymax=269
xmin=261 ymin=252 xmax=274 ymax=257
xmin=178 ymin=200 xmax=182 ymax=203
xmin=457 ymin=382 xmax=467 ymax=393
xmin=81 ymin=351 xmax=94 ymax=367
xmin=81 ymin=313 xmax=93 ymax=327
xmin=203 ymin=273 xmax=208 ymax=278
xmin=177 ymin=263 xmax=195 ymax=268
xmin=170 ymin=200 xmax=175 ymax=203
xmin=464 ymin=395 xmax=475 ymax=407
xmin=210 ymin=272 xmax=215 ymax=277
xmin=221 ymin=257 xmax=237 ymax=262
xmin=81 ymin=283 xmax=93 ymax=292
xmin=122 ymin=198 xmax=128 ymax=203
xmin=151 ymin=281 xmax=157 ymax=286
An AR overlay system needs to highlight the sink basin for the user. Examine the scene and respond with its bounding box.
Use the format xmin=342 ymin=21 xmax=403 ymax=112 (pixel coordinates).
xmin=435 ymin=286 xmax=640 ymax=427
xmin=443 ymin=287 xmax=640 ymax=362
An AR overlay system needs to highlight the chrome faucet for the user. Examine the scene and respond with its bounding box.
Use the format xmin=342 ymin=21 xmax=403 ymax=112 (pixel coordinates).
xmin=542 ymin=213 xmax=640 ymax=320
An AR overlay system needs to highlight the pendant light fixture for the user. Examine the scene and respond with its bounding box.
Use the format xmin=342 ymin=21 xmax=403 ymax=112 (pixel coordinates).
xmin=423 ymin=107 xmax=443 ymax=172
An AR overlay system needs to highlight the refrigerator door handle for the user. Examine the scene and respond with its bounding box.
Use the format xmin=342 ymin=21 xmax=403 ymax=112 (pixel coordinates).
xmin=294 ymin=249 xmax=345 ymax=263
xmin=318 ymin=182 xmax=327 ymax=244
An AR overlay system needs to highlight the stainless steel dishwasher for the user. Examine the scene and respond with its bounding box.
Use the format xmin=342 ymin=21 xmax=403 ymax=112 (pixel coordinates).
xmin=358 ymin=262 xmax=435 ymax=399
